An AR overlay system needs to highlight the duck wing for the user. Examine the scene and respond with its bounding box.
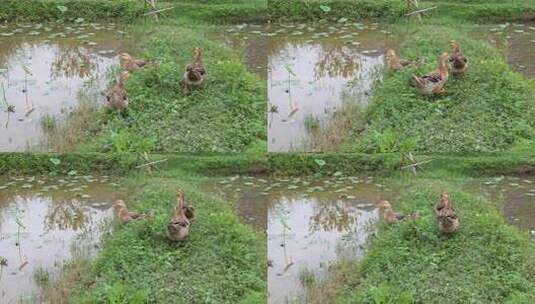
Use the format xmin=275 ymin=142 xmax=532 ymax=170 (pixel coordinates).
xmin=422 ymin=69 xmax=444 ymax=83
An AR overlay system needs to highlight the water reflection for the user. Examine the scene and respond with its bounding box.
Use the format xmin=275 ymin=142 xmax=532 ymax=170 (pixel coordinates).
xmin=0 ymin=175 xmax=125 ymax=302
xmin=0 ymin=22 xmax=131 ymax=152
xmin=206 ymin=24 xmax=269 ymax=78
xmin=475 ymin=22 xmax=535 ymax=78
xmin=466 ymin=175 xmax=535 ymax=233
xmin=266 ymin=23 xmax=400 ymax=152
xmin=207 ymin=174 xmax=394 ymax=303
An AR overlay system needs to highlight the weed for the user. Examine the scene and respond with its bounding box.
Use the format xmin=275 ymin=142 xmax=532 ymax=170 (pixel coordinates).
xmin=40 ymin=114 xmax=56 ymax=130
xmin=33 ymin=267 xmax=50 ymax=286
xmin=0 ymin=0 xmax=145 ymax=23
xmin=299 ymin=268 xmax=316 ymax=287
xmin=268 ymin=0 xmax=408 ymax=22
xmin=304 ymin=115 xmax=320 ymax=134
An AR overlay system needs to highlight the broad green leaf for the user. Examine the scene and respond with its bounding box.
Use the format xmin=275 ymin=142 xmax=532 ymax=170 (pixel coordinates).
xmin=319 ymin=5 xmax=331 ymax=13
xmin=314 ymin=159 xmax=326 ymax=168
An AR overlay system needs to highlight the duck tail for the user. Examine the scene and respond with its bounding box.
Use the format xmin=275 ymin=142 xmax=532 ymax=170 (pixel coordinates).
xmin=410 ymin=75 xmax=421 ymax=87
xmin=194 ymin=47 xmax=203 ymax=63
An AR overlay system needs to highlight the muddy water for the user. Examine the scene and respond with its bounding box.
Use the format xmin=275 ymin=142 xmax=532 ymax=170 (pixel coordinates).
xmin=0 ymin=174 xmax=124 ymax=303
xmin=466 ymin=176 xmax=535 ymax=236
xmin=207 ymin=174 xmax=395 ymax=303
xmin=0 ymin=22 xmax=132 ymax=152
xmin=476 ymin=22 xmax=535 ymax=78
xmin=207 ymin=24 xmax=269 ymax=78
xmin=266 ymin=23 xmax=400 ymax=152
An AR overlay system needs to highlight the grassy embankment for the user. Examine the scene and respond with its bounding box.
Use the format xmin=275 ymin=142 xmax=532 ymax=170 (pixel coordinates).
xmin=340 ymin=24 xmax=535 ymax=154
xmin=301 ymin=170 xmax=535 ymax=304
xmin=0 ymin=0 xmax=145 ymax=23
xmin=62 ymin=172 xmax=266 ymax=304
xmin=268 ymin=0 xmax=408 ymax=22
xmin=51 ymin=29 xmax=266 ymax=153
xmin=422 ymin=0 xmax=535 ymax=22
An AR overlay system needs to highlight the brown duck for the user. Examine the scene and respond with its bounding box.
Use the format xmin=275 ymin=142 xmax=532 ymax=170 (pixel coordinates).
xmin=386 ymin=49 xmax=412 ymax=71
xmin=114 ymin=199 xmax=142 ymax=224
xmin=167 ymin=190 xmax=195 ymax=241
xmin=435 ymin=191 xmax=460 ymax=234
xmin=378 ymin=200 xmax=418 ymax=224
xmin=183 ymin=47 xmax=207 ymax=91
xmin=105 ymin=71 xmax=130 ymax=111
xmin=412 ymin=53 xmax=449 ymax=96
xmin=448 ymin=40 xmax=469 ymax=75
xmin=120 ymin=53 xmax=148 ymax=72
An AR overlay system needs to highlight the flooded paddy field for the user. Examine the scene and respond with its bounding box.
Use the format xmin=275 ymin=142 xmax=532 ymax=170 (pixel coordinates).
xmin=476 ymin=22 xmax=535 ymax=78
xmin=264 ymin=22 xmax=400 ymax=152
xmin=207 ymin=24 xmax=269 ymax=78
xmin=211 ymin=22 xmax=401 ymax=152
xmin=0 ymin=174 xmax=125 ymax=303
xmin=206 ymin=174 xmax=397 ymax=303
xmin=206 ymin=172 xmax=535 ymax=303
xmin=0 ymin=21 xmax=132 ymax=152
xmin=466 ymin=175 xmax=535 ymax=235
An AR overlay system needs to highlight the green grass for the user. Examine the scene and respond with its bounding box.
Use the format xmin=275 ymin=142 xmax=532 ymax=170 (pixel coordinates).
xmin=423 ymin=1 xmax=535 ymax=22
xmin=0 ymin=152 xmax=137 ymax=175
xmin=346 ymin=24 xmax=535 ymax=153
xmin=166 ymin=1 xmax=268 ymax=24
xmin=66 ymin=175 xmax=266 ymax=303
xmin=333 ymin=175 xmax=535 ymax=303
xmin=0 ymin=0 xmax=145 ymax=22
xmin=78 ymin=25 xmax=266 ymax=154
xmin=268 ymin=0 xmax=408 ymax=22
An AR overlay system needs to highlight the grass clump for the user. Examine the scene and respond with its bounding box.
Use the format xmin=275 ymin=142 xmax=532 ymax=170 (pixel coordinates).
xmin=268 ymin=0 xmax=408 ymax=22
xmin=68 ymin=181 xmax=266 ymax=303
xmin=168 ymin=0 xmax=268 ymax=24
xmin=349 ymin=25 xmax=535 ymax=153
xmin=423 ymin=0 xmax=535 ymax=22
xmin=82 ymin=26 xmax=266 ymax=153
xmin=0 ymin=0 xmax=144 ymax=23
xmin=334 ymin=182 xmax=535 ymax=303
xmin=0 ymin=152 xmax=137 ymax=175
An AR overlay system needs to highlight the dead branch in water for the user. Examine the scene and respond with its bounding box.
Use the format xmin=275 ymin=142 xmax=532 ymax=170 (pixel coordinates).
xmin=136 ymin=152 xmax=167 ymax=173
xmin=405 ymin=6 xmax=437 ymax=17
xmin=401 ymin=152 xmax=433 ymax=175
xmin=136 ymin=159 xmax=168 ymax=169
xmin=143 ymin=6 xmax=175 ymax=16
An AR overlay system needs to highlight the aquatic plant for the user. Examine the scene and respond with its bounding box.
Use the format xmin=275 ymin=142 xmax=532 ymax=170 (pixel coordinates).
xmin=0 ymin=256 xmax=7 ymax=280
xmin=33 ymin=267 xmax=51 ymax=286
xmin=304 ymin=115 xmax=320 ymax=133
xmin=0 ymin=82 xmax=14 ymax=114
xmin=41 ymin=114 xmax=57 ymax=130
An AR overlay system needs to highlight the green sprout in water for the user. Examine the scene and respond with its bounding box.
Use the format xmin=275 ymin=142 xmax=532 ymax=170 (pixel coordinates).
xmin=0 ymin=256 xmax=7 ymax=281
xmin=0 ymin=82 xmax=14 ymax=113
xmin=15 ymin=212 xmax=27 ymax=267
